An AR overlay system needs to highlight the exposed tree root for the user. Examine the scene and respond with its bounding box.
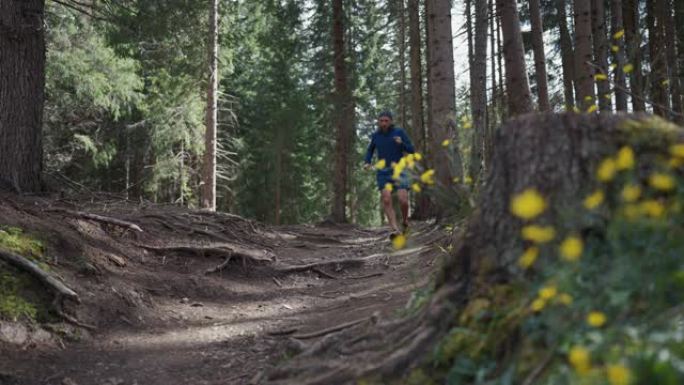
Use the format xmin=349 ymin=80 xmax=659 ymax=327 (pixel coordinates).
xmin=292 ymin=312 xmax=378 ymax=340
xmin=138 ymin=243 xmax=276 ymax=264
xmin=48 ymin=208 xmax=143 ymax=232
xmin=0 ymin=249 xmax=79 ymax=303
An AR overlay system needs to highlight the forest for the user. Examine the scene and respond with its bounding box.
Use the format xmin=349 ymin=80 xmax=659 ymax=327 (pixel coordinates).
xmin=1 ymin=0 xmax=684 ymax=384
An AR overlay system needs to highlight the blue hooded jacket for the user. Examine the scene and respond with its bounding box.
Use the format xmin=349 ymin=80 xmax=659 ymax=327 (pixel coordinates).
xmin=364 ymin=126 xmax=415 ymax=172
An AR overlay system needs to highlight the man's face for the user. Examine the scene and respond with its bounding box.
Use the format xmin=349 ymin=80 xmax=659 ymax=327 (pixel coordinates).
xmin=378 ymin=116 xmax=392 ymax=131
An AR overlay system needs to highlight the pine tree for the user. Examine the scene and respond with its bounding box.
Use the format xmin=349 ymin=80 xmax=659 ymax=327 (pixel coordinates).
xmin=469 ymin=0 xmax=488 ymax=180
xmin=426 ymin=0 xmax=463 ymax=185
xmin=558 ymin=0 xmax=576 ymax=109
xmin=623 ymin=0 xmax=646 ymax=111
xmin=202 ymin=0 xmax=219 ymax=210
xmin=611 ymin=0 xmax=628 ymax=111
xmin=497 ymin=0 xmax=532 ymax=115
xmin=573 ymin=0 xmax=596 ymax=109
xmin=529 ymin=0 xmax=551 ymax=111
xmin=592 ymin=0 xmax=611 ymax=111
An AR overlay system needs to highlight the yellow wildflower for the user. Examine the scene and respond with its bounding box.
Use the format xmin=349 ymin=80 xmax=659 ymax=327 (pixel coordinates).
xmin=392 ymin=233 xmax=406 ymax=249
xmin=587 ymin=311 xmax=607 ymax=327
xmin=615 ymin=146 xmax=635 ymax=170
xmin=584 ymin=96 xmax=594 ymax=102
xmin=463 ymin=120 xmax=473 ymax=129
xmin=607 ymin=364 xmax=632 ymax=385
xmin=518 ymin=247 xmax=539 ymax=269
xmin=413 ymin=152 xmax=423 ymax=161
xmin=583 ymin=190 xmax=605 ymax=210
xmin=595 ymin=73 xmax=608 ymax=81
xmin=569 ymin=346 xmax=592 ymax=374
xmin=530 ymin=298 xmax=546 ymax=312
xmin=623 ymin=64 xmax=634 ymax=73
xmin=649 ymin=172 xmax=675 ymax=191
xmin=375 ymin=159 xmax=386 ymax=170
xmin=510 ymin=189 xmax=547 ymax=220
xmin=452 ymin=177 xmax=460 ymax=183
xmin=558 ymin=293 xmax=574 ymax=305
xmin=613 ymin=29 xmax=625 ymax=39
xmin=442 ymin=139 xmax=451 ymax=147
xmin=669 ymin=144 xmax=684 ymax=158
xmin=420 ymin=169 xmax=435 ymax=185
xmin=621 ymin=184 xmax=641 ymax=202
xmin=405 ymin=154 xmax=416 ymax=169
xmin=641 ymin=200 xmax=665 ymax=218
xmin=610 ymin=63 xmax=618 ymax=70
xmin=587 ymin=104 xmax=599 ymax=113
xmin=384 ymin=183 xmax=394 ymax=192
xmin=464 ymin=176 xmax=473 ymax=185
xmin=662 ymin=79 xmax=670 ymax=86
xmin=604 ymin=94 xmax=612 ymax=100
xmin=560 ymin=236 xmax=583 ymax=262
xmin=539 ymin=285 xmax=557 ymax=300
xmin=521 ymin=225 xmax=556 ymax=243
xmin=411 ymin=183 xmax=422 ymax=193
xmin=611 ymin=45 xmax=620 ymax=53
xmin=597 ymin=158 xmax=617 ymax=182
xmin=573 ymin=106 xmax=582 ymax=113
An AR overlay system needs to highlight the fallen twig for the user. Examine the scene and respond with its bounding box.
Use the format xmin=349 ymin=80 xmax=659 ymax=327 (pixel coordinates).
xmin=292 ymin=313 xmax=378 ymax=340
xmin=0 ymin=249 xmax=79 ymax=303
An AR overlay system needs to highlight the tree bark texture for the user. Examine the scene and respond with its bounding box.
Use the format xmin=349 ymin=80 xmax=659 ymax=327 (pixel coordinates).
xmin=573 ymin=0 xmax=595 ymax=110
xmin=647 ymin=0 xmax=668 ymax=116
xmin=558 ymin=0 xmax=576 ymax=109
xmin=592 ymin=0 xmax=612 ymax=111
xmin=611 ymin=0 xmax=628 ymax=111
xmin=0 ymin=0 xmax=45 ymax=192
xmin=398 ymin=0 xmax=408 ymax=127
xmin=623 ymin=0 xmax=646 ymax=111
xmin=408 ymin=0 xmax=424 ymax=154
xmin=426 ymin=0 xmax=463 ymax=185
xmin=201 ymin=0 xmax=219 ymax=211
xmin=332 ymin=0 xmax=352 ymax=222
xmin=663 ymin=1 xmax=683 ymax=122
xmin=469 ymin=0 xmax=489 ymax=181
xmin=496 ymin=0 xmax=532 ymax=116
xmin=529 ymin=0 xmax=551 ymax=111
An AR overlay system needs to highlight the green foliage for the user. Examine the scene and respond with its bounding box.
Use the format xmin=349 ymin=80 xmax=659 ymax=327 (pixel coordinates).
xmin=0 ymin=227 xmax=44 ymax=261
xmin=0 ymin=271 xmax=38 ymax=322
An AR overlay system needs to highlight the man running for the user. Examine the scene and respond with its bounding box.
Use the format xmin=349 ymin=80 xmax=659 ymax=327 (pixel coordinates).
xmin=364 ymin=111 xmax=415 ymax=237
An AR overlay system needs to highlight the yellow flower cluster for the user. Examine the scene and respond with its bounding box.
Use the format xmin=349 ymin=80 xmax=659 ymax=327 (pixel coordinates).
xmin=518 ymin=246 xmax=539 ymax=269
xmin=522 ymin=225 xmax=556 ymax=243
xmin=392 ymin=233 xmax=406 ymax=250
xmin=560 ymin=236 xmax=583 ymax=262
xmin=510 ymin=189 xmax=547 ymax=220
xmin=586 ymin=311 xmax=607 ymax=327
xmin=568 ymin=346 xmax=592 ymax=374
xmin=583 ymin=190 xmax=605 ymax=210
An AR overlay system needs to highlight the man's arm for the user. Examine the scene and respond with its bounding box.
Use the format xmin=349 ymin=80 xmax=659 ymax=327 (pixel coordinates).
xmin=400 ymin=129 xmax=415 ymax=153
xmin=364 ymin=135 xmax=376 ymax=164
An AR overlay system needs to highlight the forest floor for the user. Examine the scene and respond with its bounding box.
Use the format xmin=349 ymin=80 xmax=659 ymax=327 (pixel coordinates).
xmin=0 ymin=194 xmax=448 ymax=385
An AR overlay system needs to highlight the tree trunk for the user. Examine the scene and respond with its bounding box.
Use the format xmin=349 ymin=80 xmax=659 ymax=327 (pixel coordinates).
xmin=0 ymin=0 xmax=45 ymax=192
xmin=592 ymin=0 xmax=612 ymax=111
xmin=469 ymin=0 xmax=488 ymax=181
xmin=496 ymin=7 xmax=505 ymax=119
xmin=398 ymin=0 xmax=408 ymax=127
xmin=677 ymin=2 xmax=684 ymax=88
xmin=623 ymin=0 xmax=646 ymax=111
xmin=496 ymin=0 xmax=532 ymax=116
xmin=664 ymin=1 xmax=683 ymax=122
xmin=573 ymin=0 xmax=595 ymax=110
xmin=332 ymin=0 xmax=352 ymax=222
xmin=611 ymin=0 xmax=628 ymax=111
xmin=647 ymin=0 xmax=668 ymax=116
xmin=426 ymin=0 xmax=463 ymax=185
xmin=487 ymin=0 xmax=497 ymax=162
xmin=558 ymin=0 xmax=576 ymax=109
xmin=529 ymin=0 xmax=550 ymax=111
xmin=201 ymin=0 xmax=218 ymax=211
xmin=408 ymin=0 xmax=430 ymax=219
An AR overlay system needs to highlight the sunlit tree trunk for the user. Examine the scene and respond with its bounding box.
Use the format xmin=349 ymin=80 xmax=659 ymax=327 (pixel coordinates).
xmin=530 ymin=0 xmax=550 ymax=111
xmin=497 ymin=0 xmax=532 ymax=116
xmin=201 ymin=0 xmax=218 ymax=210
xmin=397 ymin=0 xmax=408 ymax=127
xmin=0 ymin=0 xmax=45 ymax=192
xmin=573 ymin=0 xmax=595 ymax=110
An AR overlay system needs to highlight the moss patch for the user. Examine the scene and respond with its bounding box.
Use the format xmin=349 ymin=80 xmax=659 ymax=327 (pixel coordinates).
xmin=0 ymin=270 xmax=38 ymax=321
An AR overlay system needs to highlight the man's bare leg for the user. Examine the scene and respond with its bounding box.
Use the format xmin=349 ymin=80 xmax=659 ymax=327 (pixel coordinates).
xmin=381 ymin=189 xmax=399 ymax=232
xmin=398 ymin=189 xmax=409 ymax=229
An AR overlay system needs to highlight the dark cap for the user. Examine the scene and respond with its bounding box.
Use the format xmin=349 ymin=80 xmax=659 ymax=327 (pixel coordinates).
xmin=378 ymin=110 xmax=393 ymax=120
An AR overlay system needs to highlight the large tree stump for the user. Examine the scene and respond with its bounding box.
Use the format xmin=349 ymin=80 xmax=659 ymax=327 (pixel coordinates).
xmin=263 ymin=113 xmax=683 ymax=384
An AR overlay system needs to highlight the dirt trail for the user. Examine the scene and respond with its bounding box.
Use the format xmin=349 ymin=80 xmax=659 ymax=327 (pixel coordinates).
xmin=0 ymin=197 xmax=447 ymax=385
